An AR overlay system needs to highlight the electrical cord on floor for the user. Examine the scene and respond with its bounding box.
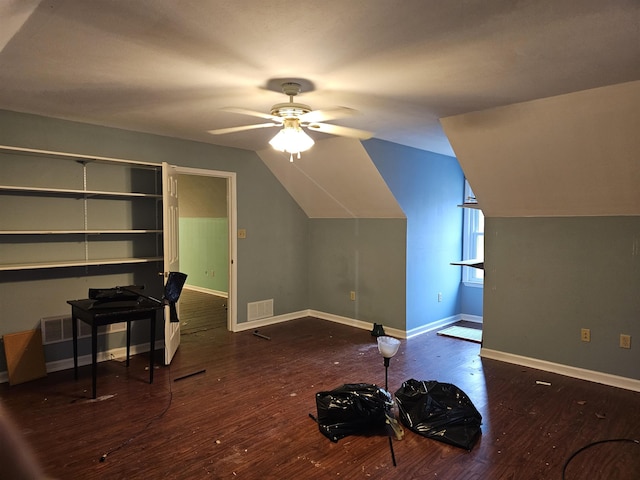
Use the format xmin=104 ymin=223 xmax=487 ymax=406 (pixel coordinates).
xmin=99 ymin=364 xmax=173 ymax=463
xmin=561 ymin=438 xmax=639 ymax=479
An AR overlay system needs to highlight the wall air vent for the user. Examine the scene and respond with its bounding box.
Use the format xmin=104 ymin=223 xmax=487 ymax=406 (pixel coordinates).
xmin=40 ymin=315 xmax=126 ymax=345
xmin=247 ymin=299 xmax=274 ymax=322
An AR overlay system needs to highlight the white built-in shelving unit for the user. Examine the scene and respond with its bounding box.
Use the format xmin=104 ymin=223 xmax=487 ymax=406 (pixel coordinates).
xmin=0 ymin=145 xmax=163 ymax=271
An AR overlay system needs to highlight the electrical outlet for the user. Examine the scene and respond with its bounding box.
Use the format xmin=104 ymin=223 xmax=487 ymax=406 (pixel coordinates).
xmin=620 ymin=334 xmax=631 ymax=349
xmin=580 ymin=328 xmax=591 ymax=342
xmin=437 ymin=292 xmax=443 ymax=302
xmin=238 ymin=228 xmax=246 ymax=239
xmin=350 ymin=291 xmax=356 ymax=301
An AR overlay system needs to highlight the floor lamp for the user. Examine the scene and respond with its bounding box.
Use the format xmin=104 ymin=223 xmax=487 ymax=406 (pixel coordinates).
xmin=376 ymin=335 xmax=402 ymax=467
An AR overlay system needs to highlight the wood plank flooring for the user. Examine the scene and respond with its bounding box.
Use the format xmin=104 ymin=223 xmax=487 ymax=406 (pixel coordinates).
xmin=179 ymin=289 xmax=228 ymax=333
xmin=1 ymin=309 xmax=639 ymax=479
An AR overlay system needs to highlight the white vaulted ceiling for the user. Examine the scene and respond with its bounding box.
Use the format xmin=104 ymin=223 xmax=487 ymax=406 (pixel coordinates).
xmin=0 ymin=1 xmax=638 ymax=157
xmin=0 ymin=1 xmax=638 ymax=217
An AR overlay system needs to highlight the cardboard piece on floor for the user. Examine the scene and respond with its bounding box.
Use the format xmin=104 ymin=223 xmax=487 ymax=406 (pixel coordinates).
xmin=4 ymin=329 xmax=47 ymax=386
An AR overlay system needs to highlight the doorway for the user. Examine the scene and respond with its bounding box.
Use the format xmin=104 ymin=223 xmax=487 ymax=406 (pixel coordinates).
xmin=172 ymin=166 xmax=237 ymax=332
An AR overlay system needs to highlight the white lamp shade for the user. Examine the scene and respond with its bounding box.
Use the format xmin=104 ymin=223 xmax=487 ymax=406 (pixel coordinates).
xmin=377 ymin=336 xmax=401 ymax=358
xmin=269 ymin=119 xmax=315 ymax=154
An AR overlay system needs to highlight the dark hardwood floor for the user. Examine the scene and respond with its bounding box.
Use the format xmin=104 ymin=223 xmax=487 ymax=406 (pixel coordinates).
xmin=1 ymin=302 xmax=639 ymax=479
xmin=179 ymin=289 xmax=228 ymax=333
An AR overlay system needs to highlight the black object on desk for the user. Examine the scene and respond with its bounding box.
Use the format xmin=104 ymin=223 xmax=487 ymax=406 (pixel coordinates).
xmin=121 ymin=272 xmax=187 ymax=322
xmin=68 ymin=296 xmax=162 ymax=399
xmin=68 ymin=273 xmax=187 ymax=399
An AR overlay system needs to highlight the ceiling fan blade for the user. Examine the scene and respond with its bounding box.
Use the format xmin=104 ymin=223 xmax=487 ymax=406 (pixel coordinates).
xmin=306 ymin=122 xmax=374 ymax=140
xmin=208 ymin=122 xmax=279 ymax=135
xmin=300 ymin=107 xmax=356 ymax=123
xmin=222 ymin=107 xmax=279 ymax=121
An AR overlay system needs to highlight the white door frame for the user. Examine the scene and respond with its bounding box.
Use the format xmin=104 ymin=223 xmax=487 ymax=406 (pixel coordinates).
xmin=172 ymin=165 xmax=238 ymax=332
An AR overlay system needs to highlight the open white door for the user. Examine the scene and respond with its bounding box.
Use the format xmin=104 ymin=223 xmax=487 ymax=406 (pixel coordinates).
xmin=162 ymin=162 xmax=181 ymax=364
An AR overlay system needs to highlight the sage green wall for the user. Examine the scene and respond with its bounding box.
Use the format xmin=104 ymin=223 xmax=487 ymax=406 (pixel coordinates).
xmin=179 ymin=218 xmax=229 ymax=293
xmin=484 ymin=216 xmax=640 ymax=380
xmin=308 ymin=218 xmax=407 ymax=330
xmin=364 ymin=138 xmax=467 ymax=330
xmin=178 ymin=174 xmax=229 ymax=293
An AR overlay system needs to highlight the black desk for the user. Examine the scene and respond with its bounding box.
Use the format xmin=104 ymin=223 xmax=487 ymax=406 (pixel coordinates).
xmin=67 ymin=298 xmax=162 ymax=399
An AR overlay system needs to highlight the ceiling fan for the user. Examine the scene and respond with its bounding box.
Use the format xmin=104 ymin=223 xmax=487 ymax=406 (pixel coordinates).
xmin=208 ymin=82 xmax=373 ymax=161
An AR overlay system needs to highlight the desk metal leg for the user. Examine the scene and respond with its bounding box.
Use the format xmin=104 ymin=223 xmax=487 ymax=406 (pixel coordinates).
xmin=72 ymin=314 xmax=78 ymax=380
xmin=92 ymin=325 xmax=98 ymax=399
xmin=149 ymin=316 xmax=155 ymax=384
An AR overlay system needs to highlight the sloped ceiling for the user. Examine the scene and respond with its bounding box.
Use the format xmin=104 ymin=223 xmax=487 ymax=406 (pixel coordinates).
xmin=0 ymin=1 xmax=638 ymax=158
xmin=258 ymin=137 xmax=405 ymax=219
xmin=0 ymin=1 xmax=638 ymax=218
xmin=441 ymin=81 xmax=640 ymax=217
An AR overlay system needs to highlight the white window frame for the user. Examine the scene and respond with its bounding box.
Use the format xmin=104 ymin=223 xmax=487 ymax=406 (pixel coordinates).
xmin=462 ymin=179 xmax=484 ymax=287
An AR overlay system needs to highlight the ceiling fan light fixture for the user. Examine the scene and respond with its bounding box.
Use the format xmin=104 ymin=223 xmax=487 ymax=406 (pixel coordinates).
xmin=269 ymin=118 xmax=314 ymax=160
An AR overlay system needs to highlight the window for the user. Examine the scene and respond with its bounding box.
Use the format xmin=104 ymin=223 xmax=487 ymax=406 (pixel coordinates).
xmin=462 ymin=180 xmax=484 ymax=285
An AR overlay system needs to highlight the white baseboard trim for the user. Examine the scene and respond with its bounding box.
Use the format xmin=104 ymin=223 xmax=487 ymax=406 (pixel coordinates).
xmin=461 ymin=314 xmax=483 ymax=324
xmin=234 ymin=308 xmax=408 ymax=338
xmin=233 ymin=310 xmax=309 ymax=332
xmin=0 ymin=341 xmax=162 ymax=384
xmin=184 ymin=284 xmax=228 ymax=298
xmin=404 ymin=314 xmax=462 ymax=338
xmin=481 ymin=348 xmax=640 ymax=392
xmin=233 ymin=309 xmax=467 ymax=340
xmin=47 ymin=341 xmax=163 ymax=374
xmin=308 ymin=310 xmax=405 ymax=339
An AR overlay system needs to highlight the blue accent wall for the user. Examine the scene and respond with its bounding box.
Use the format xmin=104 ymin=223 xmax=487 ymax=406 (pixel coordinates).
xmin=461 ymin=285 xmax=483 ymax=317
xmin=363 ymin=139 xmax=474 ymax=330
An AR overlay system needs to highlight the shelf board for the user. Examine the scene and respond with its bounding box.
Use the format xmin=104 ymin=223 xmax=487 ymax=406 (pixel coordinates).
xmin=0 ymin=229 xmax=162 ymax=235
xmin=450 ymin=259 xmax=484 ymax=269
xmin=457 ymin=202 xmax=481 ymax=210
xmin=0 ymin=145 xmax=164 ymax=274
xmin=0 ymin=144 xmax=159 ymax=168
xmin=0 ymin=257 xmax=164 ymax=271
xmin=0 ymin=185 xmax=161 ymax=198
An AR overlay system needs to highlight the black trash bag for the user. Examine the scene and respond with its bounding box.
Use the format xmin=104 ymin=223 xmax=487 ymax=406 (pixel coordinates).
xmin=314 ymin=383 xmax=392 ymax=442
xmin=395 ymin=379 xmax=482 ymax=450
